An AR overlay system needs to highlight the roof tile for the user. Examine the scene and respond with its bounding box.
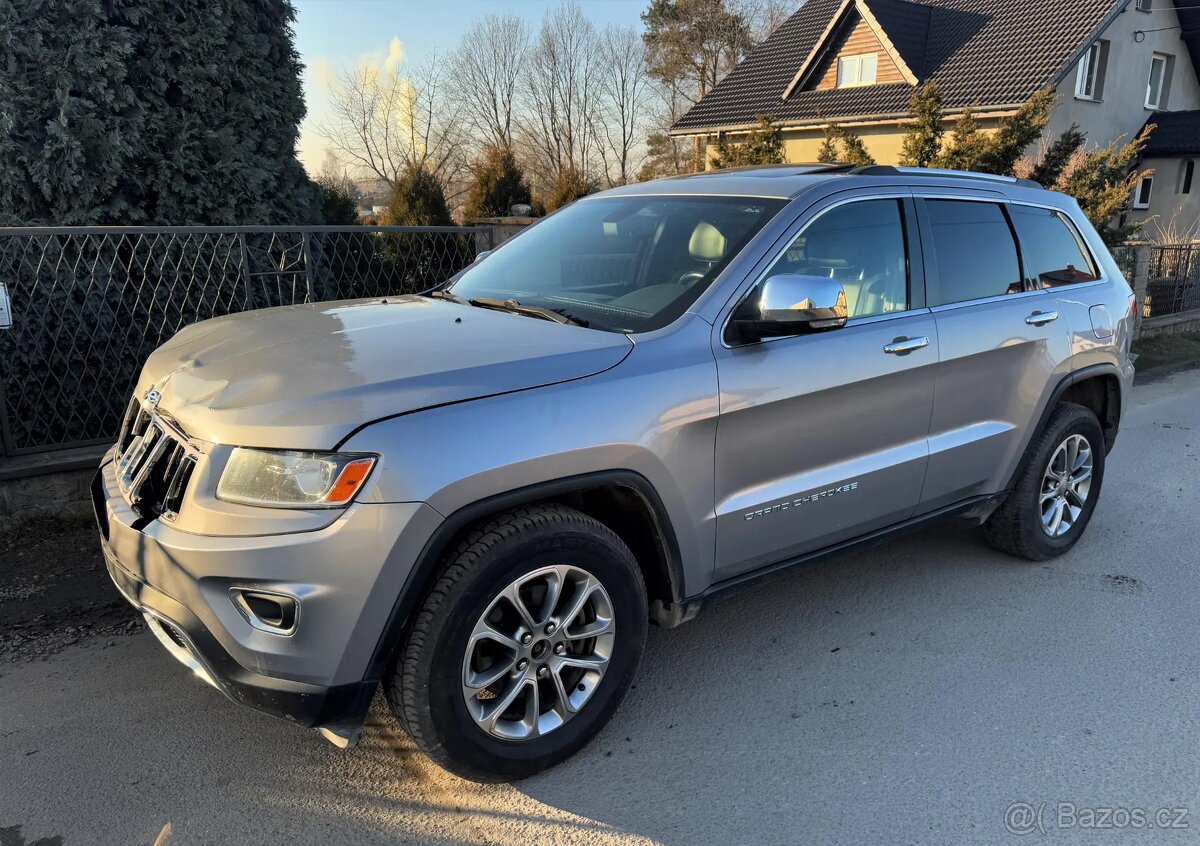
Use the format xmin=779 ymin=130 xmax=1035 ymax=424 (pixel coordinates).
xmin=673 ymin=0 xmax=1117 ymax=132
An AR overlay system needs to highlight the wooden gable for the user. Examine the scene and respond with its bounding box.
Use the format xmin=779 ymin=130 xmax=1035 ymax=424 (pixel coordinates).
xmin=811 ymin=12 xmax=906 ymax=90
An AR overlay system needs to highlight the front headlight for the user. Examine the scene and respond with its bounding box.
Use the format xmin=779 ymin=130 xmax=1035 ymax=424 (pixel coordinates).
xmin=216 ymin=448 xmax=377 ymax=508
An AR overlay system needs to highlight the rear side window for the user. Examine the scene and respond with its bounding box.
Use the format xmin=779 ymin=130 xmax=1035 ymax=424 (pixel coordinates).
xmin=1009 ymin=205 xmax=1100 ymax=288
xmin=924 ymin=200 xmax=1022 ymax=306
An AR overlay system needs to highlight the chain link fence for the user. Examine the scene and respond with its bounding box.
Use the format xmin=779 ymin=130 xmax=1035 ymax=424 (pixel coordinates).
xmin=0 ymin=226 xmax=488 ymax=456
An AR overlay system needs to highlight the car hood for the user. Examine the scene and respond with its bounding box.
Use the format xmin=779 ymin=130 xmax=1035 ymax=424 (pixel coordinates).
xmin=135 ymin=296 xmax=634 ymax=449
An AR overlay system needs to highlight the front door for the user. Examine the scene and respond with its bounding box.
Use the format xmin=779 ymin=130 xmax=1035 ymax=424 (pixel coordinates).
xmin=711 ymin=194 xmax=938 ymax=581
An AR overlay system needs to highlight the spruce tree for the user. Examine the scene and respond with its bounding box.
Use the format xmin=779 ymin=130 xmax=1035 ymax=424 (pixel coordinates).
xmin=710 ymin=116 xmax=784 ymax=169
xmin=0 ymin=0 xmax=320 ymax=225
xmin=383 ymin=165 xmax=452 ymax=226
xmin=463 ymin=146 xmax=533 ymax=219
xmin=899 ymin=83 xmax=944 ymax=168
xmin=1031 ymin=125 xmax=1086 ymax=186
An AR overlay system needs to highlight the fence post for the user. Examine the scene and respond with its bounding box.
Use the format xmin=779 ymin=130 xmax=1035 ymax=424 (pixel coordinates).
xmin=473 ymin=226 xmax=493 ymax=255
xmin=1132 ymin=245 xmax=1151 ymax=339
xmin=301 ymin=230 xmax=316 ymax=303
xmin=237 ymin=232 xmax=254 ymax=309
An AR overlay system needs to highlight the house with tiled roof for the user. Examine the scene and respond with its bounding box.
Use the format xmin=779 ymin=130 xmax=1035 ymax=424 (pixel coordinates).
xmin=672 ymin=0 xmax=1200 ymax=232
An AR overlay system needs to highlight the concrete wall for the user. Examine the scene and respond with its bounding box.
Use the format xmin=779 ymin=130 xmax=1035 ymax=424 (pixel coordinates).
xmin=1131 ymin=156 xmax=1200 ymax=239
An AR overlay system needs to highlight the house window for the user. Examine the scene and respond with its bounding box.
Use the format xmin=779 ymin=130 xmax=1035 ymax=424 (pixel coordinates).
xmin=1075 ymin=41 xmax=1108 ymax=100
xmin=1134 ymin=174 xmax=1154 ymax=209
xmin=837 ymin=53 xmax=878 ymax=88
xmin=1146 ymin=53 xmax=1171 ymax=109
xmin=1178 ymin=160 xmax=1194 ymax=195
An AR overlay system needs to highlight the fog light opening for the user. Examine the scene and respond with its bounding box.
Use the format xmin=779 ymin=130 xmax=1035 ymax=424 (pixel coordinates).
xmin=231 ymin=588 xmax=299 ymax=636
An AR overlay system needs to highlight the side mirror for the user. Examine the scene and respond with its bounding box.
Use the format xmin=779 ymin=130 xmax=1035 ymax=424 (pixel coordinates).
xmin=733 ymin=274 xmax=848 ymax=342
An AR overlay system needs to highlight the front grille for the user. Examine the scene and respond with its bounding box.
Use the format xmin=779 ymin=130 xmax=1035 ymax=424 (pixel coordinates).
xmin=115 ymin=397 xmax=197 ymax=520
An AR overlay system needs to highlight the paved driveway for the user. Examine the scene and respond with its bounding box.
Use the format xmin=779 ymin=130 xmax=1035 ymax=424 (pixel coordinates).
xmin=3 ymin=368 xmax=1200 ymax=846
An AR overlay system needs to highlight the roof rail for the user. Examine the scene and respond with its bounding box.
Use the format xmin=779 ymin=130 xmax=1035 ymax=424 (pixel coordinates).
xmin=850 ymin=165 xmax=1043 ymax=190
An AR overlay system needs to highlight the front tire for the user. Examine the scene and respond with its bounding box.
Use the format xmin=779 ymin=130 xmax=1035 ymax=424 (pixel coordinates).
xmin=387 ymin=504 xmax=648 ymax=782
xmin=983 ymin=402 xmax=1106 ymax=561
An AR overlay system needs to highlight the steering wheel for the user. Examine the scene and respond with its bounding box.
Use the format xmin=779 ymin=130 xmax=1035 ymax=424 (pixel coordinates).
xmin=676 ymin=269 xmax=707 ymax=287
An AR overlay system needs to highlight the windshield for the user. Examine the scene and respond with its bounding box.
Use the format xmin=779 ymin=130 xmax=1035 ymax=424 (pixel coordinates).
xmin=446 ymin=195 xmax=786 ymax=333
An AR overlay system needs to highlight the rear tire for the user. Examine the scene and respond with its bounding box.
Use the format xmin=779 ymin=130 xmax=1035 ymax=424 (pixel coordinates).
xmin=387 ymin=504 xmax=647 ymax=782
xmin=983 ymin=402 xmax=1106 ymax=561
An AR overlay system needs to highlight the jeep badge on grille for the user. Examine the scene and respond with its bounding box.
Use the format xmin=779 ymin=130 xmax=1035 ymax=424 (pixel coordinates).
xmin=145 ymin=387 xmax=162 ymax=408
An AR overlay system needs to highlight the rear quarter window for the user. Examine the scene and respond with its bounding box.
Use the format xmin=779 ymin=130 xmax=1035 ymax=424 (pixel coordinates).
xmin=1009 ymin=205 xmax=1100 ymax=288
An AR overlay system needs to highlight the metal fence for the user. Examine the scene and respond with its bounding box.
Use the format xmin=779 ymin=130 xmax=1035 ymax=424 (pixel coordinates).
xmin=1143 ymin=244 xmax=1200 ymax=318
xmin=0 ymin=225 xmax=488 ymax=457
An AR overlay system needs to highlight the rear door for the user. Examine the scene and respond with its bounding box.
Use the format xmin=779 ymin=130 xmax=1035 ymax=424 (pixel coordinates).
xmin=711 ymin=193 xmax=939 ymax=580
xmin=916 ymin=196 xmax=1074 ymax=511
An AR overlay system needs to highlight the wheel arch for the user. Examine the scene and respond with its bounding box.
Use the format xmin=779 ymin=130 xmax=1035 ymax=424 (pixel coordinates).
xmin=1004 ymin=363 xmax=1124 ymax=493
xmin=361 ymin=470 xmax=688 ymax=687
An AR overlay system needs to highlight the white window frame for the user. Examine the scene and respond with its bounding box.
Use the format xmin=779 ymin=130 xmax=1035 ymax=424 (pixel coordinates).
xmin=1146 ymin=53 xmax=1169 ymax=109
xmin=1075 ymin=42 xmax=1102 ymax=100
xmin=1133 ymin=174 xmax=1154 ymax=209
xmin=837 ymin=53 xmax=878 ymax=88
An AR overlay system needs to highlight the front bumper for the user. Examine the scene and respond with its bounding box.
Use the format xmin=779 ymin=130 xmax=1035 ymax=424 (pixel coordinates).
xmin=92 ymin=450 xmax=441 ymax=739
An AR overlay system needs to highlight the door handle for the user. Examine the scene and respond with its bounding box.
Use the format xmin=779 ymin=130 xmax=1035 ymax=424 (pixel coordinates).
xmin=883 ymin=336 xmax=930 ymax=355
xmin=1025 ymin=310 xmax=1059 ymax=326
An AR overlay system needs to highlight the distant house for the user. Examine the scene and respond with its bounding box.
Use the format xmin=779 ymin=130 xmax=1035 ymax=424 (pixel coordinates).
xmin=672 ymin=0 xmax=1200 ymax=230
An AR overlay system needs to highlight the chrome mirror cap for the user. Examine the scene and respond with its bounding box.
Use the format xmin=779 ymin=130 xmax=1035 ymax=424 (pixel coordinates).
xmin=735 ymin=273 xmax=848 ymax=341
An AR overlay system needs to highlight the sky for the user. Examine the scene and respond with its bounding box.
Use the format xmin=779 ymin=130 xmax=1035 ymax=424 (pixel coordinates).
xmin=291 ymin=0 xmax=649 ymax=175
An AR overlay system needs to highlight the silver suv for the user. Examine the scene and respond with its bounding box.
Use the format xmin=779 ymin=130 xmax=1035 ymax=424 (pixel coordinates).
xmin=94 ymin=165 xmax=1135 ymax=781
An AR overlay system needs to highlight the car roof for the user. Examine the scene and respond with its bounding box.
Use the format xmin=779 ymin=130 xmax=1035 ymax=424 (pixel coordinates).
xmin=597 ymin=164 xmax=1053 ymax=204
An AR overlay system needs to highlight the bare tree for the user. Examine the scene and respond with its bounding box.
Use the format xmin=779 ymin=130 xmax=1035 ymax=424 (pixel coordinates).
xmin=450 ymin=14 xmax=529 ymax=151
xmin=594 ymin=25 xmax=653 ymax=187
xmin=316 ymin=49 xmax=468 ymax=198
xmin=521 ymin=0 xmax=602 ymax=193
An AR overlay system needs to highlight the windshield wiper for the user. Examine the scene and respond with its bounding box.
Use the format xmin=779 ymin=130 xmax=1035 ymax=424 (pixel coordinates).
xmin=468 ymin=297 xmax=586 ymax=327
xmin=424 ymin=289 xmax=466 ymax=304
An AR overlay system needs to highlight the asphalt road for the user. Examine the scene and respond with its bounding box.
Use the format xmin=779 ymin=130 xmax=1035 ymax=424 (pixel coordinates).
xmin=4 ymin=368 xmax=1200 ymax=846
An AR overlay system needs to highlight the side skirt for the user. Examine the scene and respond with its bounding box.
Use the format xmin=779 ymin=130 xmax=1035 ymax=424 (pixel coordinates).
xmin=682 ymin=492 xmax=1006 ymax=618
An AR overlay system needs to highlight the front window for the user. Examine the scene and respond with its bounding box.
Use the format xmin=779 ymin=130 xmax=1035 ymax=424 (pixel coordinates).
xmin=1147 ymin=53 xmax=1170 ymax=108
xmin=761 ymin=199 xmax=910 ymax=318
xmin=446 ymin=196 xmax=785 ymax=333
xmin=837 ymin=53 xmax=877 ymax=88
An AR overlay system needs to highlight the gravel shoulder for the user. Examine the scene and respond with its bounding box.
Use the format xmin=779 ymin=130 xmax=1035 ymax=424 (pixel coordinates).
xmin=0 ymin=517 xmax=141 ymax=663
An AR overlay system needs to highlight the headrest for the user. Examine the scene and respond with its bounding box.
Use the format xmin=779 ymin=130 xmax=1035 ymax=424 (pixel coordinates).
xmin=803 ymin=228 xmax=861 ymax=268
xmin=689 ymin=221 xmax=727 ymax=262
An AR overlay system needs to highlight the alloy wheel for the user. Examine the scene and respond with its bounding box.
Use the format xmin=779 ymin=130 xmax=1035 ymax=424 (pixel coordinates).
xmin=461 ymin=565 xmax=615 ymax=741
xmin=1039 ymin=433 xmax=1093 ymax=537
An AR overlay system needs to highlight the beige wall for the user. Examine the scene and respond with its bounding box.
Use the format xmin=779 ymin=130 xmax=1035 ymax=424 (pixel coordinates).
xmin=777 ymin=118 xmax=1003 ymax=166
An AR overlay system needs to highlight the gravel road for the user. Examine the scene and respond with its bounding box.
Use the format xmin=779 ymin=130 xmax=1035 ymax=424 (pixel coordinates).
xmin=3 ymin=367 xmax=1200 ymax=846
